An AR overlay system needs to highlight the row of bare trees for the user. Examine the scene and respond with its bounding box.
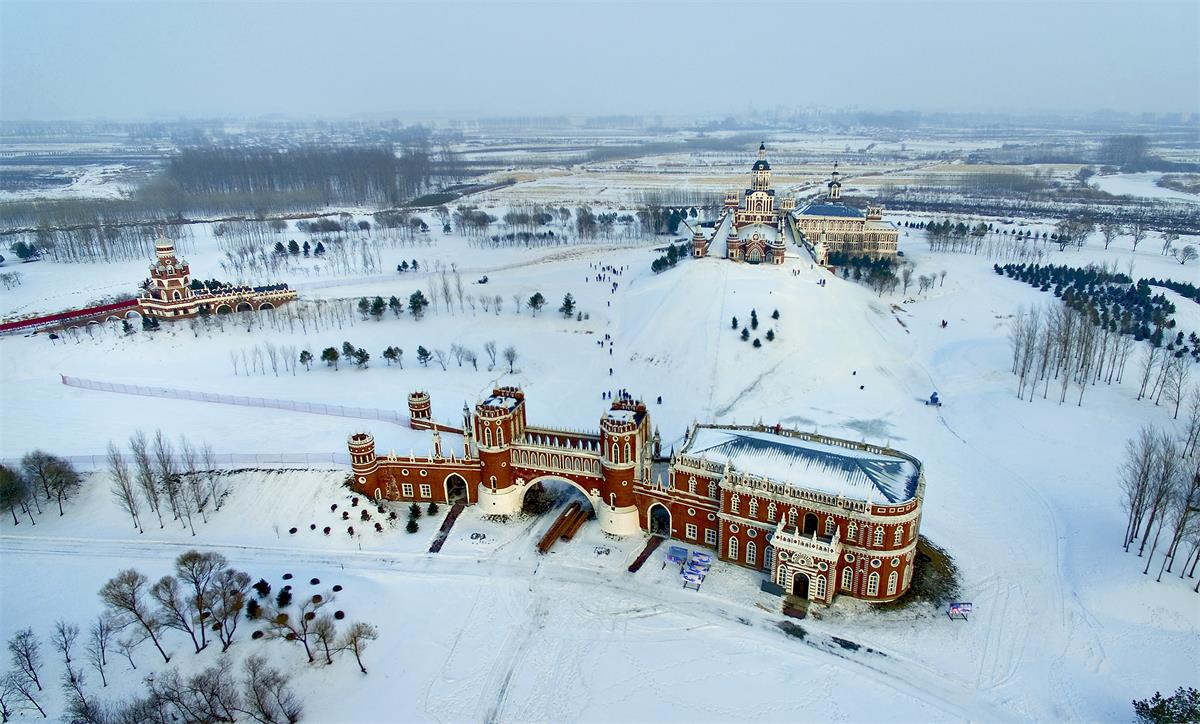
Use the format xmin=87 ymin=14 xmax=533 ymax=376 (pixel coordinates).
xmin=1119 ymin=427 xmax=1200 ymax=591
xmin=1008 ymin=303 xmax=1195 ymax=414
xmin=0 ymin=452 xmax=82 ymax=524
xmin=106 ymin=431 xmax=228 ymax=535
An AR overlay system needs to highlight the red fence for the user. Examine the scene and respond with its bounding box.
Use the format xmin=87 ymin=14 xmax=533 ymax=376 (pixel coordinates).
xmin=0 ymin=299 xmax=140 ymax=334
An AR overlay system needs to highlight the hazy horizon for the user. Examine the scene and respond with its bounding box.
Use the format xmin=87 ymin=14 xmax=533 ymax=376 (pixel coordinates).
xmin=1 ymin=0 xmax=1197 ymax=122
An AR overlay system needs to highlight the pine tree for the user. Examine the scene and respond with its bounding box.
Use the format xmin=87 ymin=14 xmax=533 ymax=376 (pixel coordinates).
xmin=527 ymin=292 xmax=546 ymax=315
xmin=753 ymin=338 xmax=762 ymax=348
xmin=417 ymin=346 xmax=432 ymax=366
xmin=287 ymin=240 xmax=300 ymax=255
xmin=273 ymin=241 xmax=287 ymax=256
xmin=741 ymin=328 xmax=750 ymax=341
xmin=409 ymin=503 xmax=422 ymax=519
xmin=408 ymin=291 xmax=429 ymax=319
xmin=352 ymin=348 xmax=370 ymax=368
xmin=370 ymin=297 xmax=385 ymax=320
xmin=302 ymin=241 xmax=311 ymax=256
xmin=765 ymin=329 xmax=775 ymax=342
xmin=314 ymin=241 xmax=326 ymax=256
xmin=405 ymin=519 xmax=418 ymax=534
xmin=559 ymin=293 xmax=575 ymax=318
xmin=342 ymin=341 xmax=355 ymax=359
xmin=388 ymin=296 xmax=402 ymax=317
xmin=731 ymin=316 xmax=738 ymax=329
xmin=321 ymin=347 xmax=339 ymax=370
xmin=299 ymin=350 xmax=313 ymax=370
xmin=771 ymin=309 xmax=780 ymax=320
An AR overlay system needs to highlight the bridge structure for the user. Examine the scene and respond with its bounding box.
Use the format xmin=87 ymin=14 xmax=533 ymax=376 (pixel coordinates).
xmin=0 ymin=299 xmax=141 ymax=336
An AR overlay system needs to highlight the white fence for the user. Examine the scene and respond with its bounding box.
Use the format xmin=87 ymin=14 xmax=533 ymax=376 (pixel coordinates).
xmin=60 ymin=375 xmax=406 ymax=425
xmin=0 ymin=452 xmax=352 ymax=472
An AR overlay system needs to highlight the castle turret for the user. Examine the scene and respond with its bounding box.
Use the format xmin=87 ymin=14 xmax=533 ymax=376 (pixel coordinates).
xmin=408 ymin=391 xmax=432 ymax=428
xmin=472 ymin=387 xmax=526 ymax=515
xmin=724 ymin=190 xmax=739 ymax=210
xmin=146 ymin=235 xmax=193 ymax=308
xmin=597 ymin=398 xmax=649 ymax=535
xmin=691 ymin=225 xmax=708 ymax=258
xmin=750 ymin=142 xmax=772 ymax=192
xmin=348 ymin=432 xmax=380 ymax=493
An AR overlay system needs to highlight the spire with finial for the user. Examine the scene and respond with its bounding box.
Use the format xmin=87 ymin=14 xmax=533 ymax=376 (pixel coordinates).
xmin=827 ymin=162 xmax=842 ymax=201
xmin=758 ymin=141 xmax=766 ymax=160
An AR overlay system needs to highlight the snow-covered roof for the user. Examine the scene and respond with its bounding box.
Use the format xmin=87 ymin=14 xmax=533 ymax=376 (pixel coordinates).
xmin=483 ymin=394 xmax=520 ymax=410
xmin=794 ymin=203 xmax=865 ymax=220
xmin=682 ymin=427 xmax=920 ymax=504
xmin=605 ymin=408 xmax=638 ymax=423
xmin=737 ymin=223 xmax=780 ymax=244
xmin=709 ymin=211 xmax=734 ymax=258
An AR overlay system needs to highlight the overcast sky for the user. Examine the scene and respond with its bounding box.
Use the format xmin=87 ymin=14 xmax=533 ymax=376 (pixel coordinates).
xmin=1 ymin=0 xmax=1196 ymax=121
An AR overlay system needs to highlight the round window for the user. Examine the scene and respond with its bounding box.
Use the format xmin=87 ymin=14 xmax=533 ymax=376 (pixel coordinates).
xmin=730 ymin=524 xmax=740 ymax=533
xmin=845 ymin=554 xmax=855 ymax=563
xmin=871 ymin=559 xmax=881 ymax=569
xmin=357 ymin=476 xmax=366 ymax=484
xmin=419 ymin=470 xmax=428 ymax=477
xmin=401 ymin=469 xmax=410 ymax=476
xmin=891 ymin=558 xmax=899 ymax=567
xmin=687 ymin=508 xmax=696 ymax=516
xmin=707 ymin=513 xmax=716 ymax=521
xmin=817 ymin=562 xmax=828 ymax=571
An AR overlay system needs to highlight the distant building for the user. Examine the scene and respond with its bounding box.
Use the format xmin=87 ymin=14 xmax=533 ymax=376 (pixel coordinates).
xmin=349 ymin=388 xmax=926 ymax=606
xmin=691 ymin=145 xmax=898 ymax=266
xmin=138 ymin=237 xmax=296 ymax=320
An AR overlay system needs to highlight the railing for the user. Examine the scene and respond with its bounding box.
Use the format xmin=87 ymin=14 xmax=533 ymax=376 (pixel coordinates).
xmin=0 ymin=452 xmax=351 ymax=471
xmin=60 ymin=375 xmax=406 ymax=425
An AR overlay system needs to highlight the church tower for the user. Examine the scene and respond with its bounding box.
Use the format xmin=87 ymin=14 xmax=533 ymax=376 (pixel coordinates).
xmin=751 ymin=142 xmax=772 ymax=191
xmin=827 ymin=163 xmax=843 ymax=201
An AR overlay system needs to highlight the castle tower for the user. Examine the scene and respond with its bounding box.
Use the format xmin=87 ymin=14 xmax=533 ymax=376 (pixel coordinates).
xmin=597 ymin=398 xmax=648 ymax=535
xmin=828 ymin=163 xmax=842 ymax=201
xmin=473 ymin=387 xmax=526 ymax=515
xmin=692 ymin=225 xmax=708 ymax=259
xmin=780 ymin=196 xmax=796 ymax=214
xmin=750 ymin=142 xmax=772 ymax=192
xmin=147 ymin=236 xmax=193 ymax=307
xmin=348 ymin=432 xmax=380 ymax=492
xmin=407 ymin=391 xmax=432 ymax=428
xmin=724 ymin=190 xmax=739 ymax=210
xmin=726 ymin=224 xmax=740 ymax=261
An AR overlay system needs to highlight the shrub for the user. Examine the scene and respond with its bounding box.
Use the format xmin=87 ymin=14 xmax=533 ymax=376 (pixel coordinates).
xmin=310 ymin=578 xmax=320 ymax=585
xmin=252 ymin=579 xmax=271 ymax=598
xmin=375 ymin=522 xmax=383 ymax=532
xmin=251 ymin=630 xmax=264 ymax=640
xmin=288 ymin=527 xmax=297 ymax=535
xmin=312 ymin=594 xmax=323 ymax=604
xmin=309 ymin=523 xmax=316 ymax=530
xmin=276 ymin=589 xmax=292 ymax=607
xmin=246 ymin=600 xmax=261 ymax=619
xmin=406 ymin=519 xmax=418 ymax=534
xmin=427 ymin=502 xmax=439 ymax=515
xmin=334 ymin=610 xmax=346 ymax=620
xmin=323 ymin=526 xmax=331 ymax=535
xmin=332 ymin=585 xmax=343 ymax=592
xmin=282 ymin=573 xmax=293 ymax=580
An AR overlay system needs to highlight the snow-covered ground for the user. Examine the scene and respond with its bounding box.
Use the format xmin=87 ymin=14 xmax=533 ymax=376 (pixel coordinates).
xmin=1092 ymin=171 xmax=1200 ymax=204
xmin=2 ymin=207 xmax=1199 ymax=720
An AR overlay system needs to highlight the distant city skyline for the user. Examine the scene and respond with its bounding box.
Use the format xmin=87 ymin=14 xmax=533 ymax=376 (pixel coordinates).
xmin=1 ymin=0 xmax=1196 ymax=121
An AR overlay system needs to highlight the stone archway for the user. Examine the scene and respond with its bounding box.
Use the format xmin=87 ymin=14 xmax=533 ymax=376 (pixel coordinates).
xmin=521 ymin=475 xmax=600 ymax=513
xmin=444 ymin=474 xmax=468 ymax=505
xmin=648 ymin=503 xmax=671 ymax=538
xmin=792 ymin=571 xmax=810 ymax=599
xmin=215 ymin=304 xmax=232 ymax=315
xmin=803 ymin=512 xmax=819 ymax=535
xmin=258 ymin=302 xmax=274 ymax=311
xmin=235 ymin=301 xmax=253 ymax=312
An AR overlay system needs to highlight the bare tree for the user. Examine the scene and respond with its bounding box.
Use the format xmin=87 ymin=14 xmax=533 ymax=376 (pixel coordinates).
xmin=107 ymin=441 xmax=142 ymax=533
xmin=151 ymin=575 xmax=203 ymax=654
xmin=260 ymin=595 xmax=328 ymax=664
xmin=311 ymin=616 xmax=338 ymax=666
xmin=240 ymin=654 xmax=301 ymax=724
xmin=449 ymin=343 xmax=465 ymax=367
xmin=339 ymin=622 xmax=378 ymax=675
xmin=85 ymin=616 xmax=114 ymax=688
xmin=1129 ymin=223 xmax=1147 ymax=251
xmin=432 ymin=349 xmax=448 ymax=370
xmin=145 ymin=664 xmax=240 ymax=724
xmin=130 ymin=431 xmax=164 ymax=528
xmin=511 ymin=293 xmax=522 ymax=315
xmin=1182 ymin=387 xmax=1200 ymax=459
xmin=503 ymin=345 xmax=518 ymax=374
xmin=1121 ymin=426 xmax=1159 ymax=551
xmin=1161 ymin=231 xmax=1179 ymax=256
xmin=484 ymin=341 xmax=497 ymax=369
xmin=51 ymin=620 xmax=80 ymax=666
xmin=494 ymin=294 xmax=503 ymax=315
xmin=201 ymin=443 xmax=226 ymax=512
xmin=179 ymin=436 xmax=207 ymax=525
xmin=1157 ymin=459 xmax=1200 ymax=581
xmin=1164 ymin=360 xmax=1192 ymax=419
xmin=7 ymin=629 xmax=44 ymax=691
xmin=462 ymin=349 xmax=478 ymax=371
xmin=1100 ymin=222 xmax=1120 ymax=250
xmin=1140 ymin=435 xmax=1183 ymax=571
xmin=3 ymin=671 xmax=45 ymax=719
xmin=100 ymin=569 xmax=171 ymax=663
xmin=900 ymin=265 xmax=913 ymax=295
xmin=210 ymin=567 xmax=251 ymax=652
xmin=153 ymin=429 xmax=191 ymax=533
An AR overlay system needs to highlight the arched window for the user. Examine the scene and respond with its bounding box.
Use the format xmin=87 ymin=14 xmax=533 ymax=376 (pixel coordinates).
xmin=497 ymin=427 xmax=504 ymax=446
xmin=765 ymin=546 xmax=775 ymax=571
xmin=708 ymin=482 xmax=717 ymax=499
xmin=767 ymin=502 xmax=777 ymax=522
xmin=873 ymin=527 xmax=884 ymax=547
xmin=749 ymin=499 xmax=758 ymax=518
xmin=688 ymin=477 xmax=696 ymax=494
xmin=815 ymin=574 xmax=827 ymax=599
xmin=489 ymin=476 xmax=497 ymax=490
xmin=484 ymin=427 xmax=492 ymax=447
xmin=840 ymin=567 xmax=854 ymax=592
xmin=893 ymin=527 xmax=903 ymax=546
xmin=903 ymin=565 xmax=912 ymax=590
xmin=730 ymin=495 xmax=740 ymax=514
xmin=624 ymin=443 xmax=631 ymax=463
xmin=788 ymin=509 xmax=797 ymax=525
xmin=847 ymin=521 xmax=858 ymax=541
xmin=746 ymin=541 xmax=757 ymax=566
xmin=611 ymin=443 xmax=619 ymax=463
xmin=728 ymin=536 xmax=739 ymax=561
xmin=887 ymin=571 xmax=898 ymax=596
xmin=825 ymin=517 xmax=836 ymax=536
xmin=867 ymin=572 xmax=880 ymax=596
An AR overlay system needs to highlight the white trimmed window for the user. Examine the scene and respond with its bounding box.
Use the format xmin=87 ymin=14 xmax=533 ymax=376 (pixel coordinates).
xmin=704 ymin=528 xmax=718 ymax=546
xmin=401 ymin=483 xmax=413 ymax=498
xmin=708 ymin=481 xmax=717 ymax=499
xmin=825 ymin=517 xmax=836 ymax=536
xmin=887 ymin=571 xmax=898 ymax=596
xmin=419 ymin=484 xmax=431 ymax=498
xmin=730 ymin=495 xmax=740 ymax=514
xmin=894 ymin=526 xmax=903 ymax=546
xmin=685 ymin=523 xmax=698 ymax=540
xmin=874 ymin=527 xmax=884 ymax=547
xmin=767 ymin=502 xmax=777 ymax=522
xmin=749 ymin=499 xmax=758 ymax=518
xmin=728 ymin=537 xmax=739 ymax=561
xmin=867 ymin=572 xmax=880 ymax=596
xmin=840 ymin=567 xmax=853 ymax=592
xmin=688 ymin=477 xmax=696 ymax=494
xmin=847 ymin=521 xmax=858 ymax=541
xmin=815 ymin=574 xmax=827 ymax=599
xmin=746 ymin=541 xmax=757 ymax=566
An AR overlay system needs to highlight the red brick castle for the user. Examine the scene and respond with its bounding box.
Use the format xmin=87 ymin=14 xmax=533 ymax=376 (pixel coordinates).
xmin=349 ymin=388 xmax=926 ymax=605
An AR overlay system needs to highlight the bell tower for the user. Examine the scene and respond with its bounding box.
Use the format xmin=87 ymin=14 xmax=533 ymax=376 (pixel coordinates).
xmin=148 ymin=236 xmax=193 ymax=306
xmin=827 ymin=163 xmax=843 ymax=201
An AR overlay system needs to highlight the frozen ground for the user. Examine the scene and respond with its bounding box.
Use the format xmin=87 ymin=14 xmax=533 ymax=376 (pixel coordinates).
xmin=1092 ymin=171 xmax=1200 ymax=204
xmin=2 ymin=209 xmax=1199 ymax=721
